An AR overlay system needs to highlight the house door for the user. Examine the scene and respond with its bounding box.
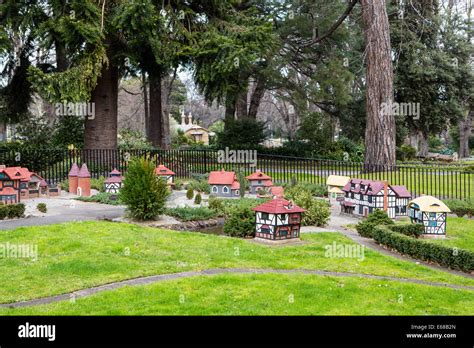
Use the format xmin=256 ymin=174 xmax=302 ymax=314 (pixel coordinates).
xmin=363 ymin=207 xmax=368 ymax=217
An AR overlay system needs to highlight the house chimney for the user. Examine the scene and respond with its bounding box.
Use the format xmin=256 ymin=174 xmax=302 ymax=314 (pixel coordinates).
xmin=383 ymin=181 xmax=389 ymax=212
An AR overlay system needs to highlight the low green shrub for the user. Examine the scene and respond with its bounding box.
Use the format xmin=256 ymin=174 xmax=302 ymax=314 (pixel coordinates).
xmin=165 ymin=206 xmax=217 ymax=221
xmin=91 ymin=176 xmax=106 ymax=192
xmin=186 ymin=178 xmax=210 ymax=194
xmin=284 ymin=183 xmax=328 ymax=198
xmin=284 ymin=189 xmax=330 ymax=226
xmin=372 ymin=225 xmax=474 ymax=273
xmin=444 ymin=199 xmax=473 ymax=218
xmin=0 ymin=203 xmax=26 ymax=220
xmin=76 ymin=192 xmax=122 ymax=205
xmin=389 ymin=224 xmax=424 ymax=238
xmin=37 ymin=203 xmax=47 ymax=213
xmin=59 ymin=179 xmax=69 ymax=192
xmin=194 ymin=193 xmax=202 ymax=205
xmin=186 ymin=188 xmax=194 ymax=200
xmin=356 ymin=210 xmax=394 ymax=238
xmin=223 ymin=204 xmax=256 ymax=238
xmin=173 ymin=178 xmax=184 ymax=190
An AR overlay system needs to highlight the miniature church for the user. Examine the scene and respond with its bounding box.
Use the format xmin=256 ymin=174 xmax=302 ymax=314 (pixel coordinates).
xmin=252 ymin=198 xmax=305 ymax=240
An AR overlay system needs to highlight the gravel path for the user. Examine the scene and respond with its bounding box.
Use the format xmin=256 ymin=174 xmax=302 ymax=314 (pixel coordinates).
xmin=1 ymin=268 xmax=473 ymax=308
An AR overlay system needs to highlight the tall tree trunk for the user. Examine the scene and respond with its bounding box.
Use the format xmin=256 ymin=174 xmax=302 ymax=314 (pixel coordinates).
xmin=55 ymin=40 xmax=68 ymax=72
xmin=225 ymin=91 xmax=237 ymax=128
xmin=419 ymin=131 xmax=429 ymax=157
xmin=361 ymin=0 xmax=396 ymax=169
xmin=142 ymin=72 xmax=150 ymax=139
xmin=235 ymin=88 xmax=248 ymax=119
xmin=160 ymin=77 xmax=170 ymax=149
xmin=248 ymin=77 xmax=266 ymax=119
xmin=84 ymin=48 xmax=118 ymax=150
xmin=148 ymin=70 xmax=163 ymax=148
xmin=459 ymin=110 xmax=473 ymax=158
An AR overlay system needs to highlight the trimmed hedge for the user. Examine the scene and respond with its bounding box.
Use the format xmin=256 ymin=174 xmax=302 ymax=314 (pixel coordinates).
xmin=389 ymin=224 xmax=425 ymax=238
xmin=372 ymin=225 xmax=474 ymax=273
xmin=0 ymin=203 xmax=26 ymax=220
xmin=355 ymin=210 xmax=394 ymax=238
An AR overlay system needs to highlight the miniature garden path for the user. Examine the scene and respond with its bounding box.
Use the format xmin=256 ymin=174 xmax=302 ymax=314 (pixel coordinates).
xmin=1 ymin=268 xmax=473 ymax=308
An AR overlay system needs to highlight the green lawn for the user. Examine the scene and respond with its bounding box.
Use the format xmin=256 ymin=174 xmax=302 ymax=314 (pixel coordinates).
xmin=423 ymin=217 xmax=474 ymax=252
xmin=1 ymin=273 xmax=472 ymax=315
xmin=0 ymin=221 xmax=473 ymax=307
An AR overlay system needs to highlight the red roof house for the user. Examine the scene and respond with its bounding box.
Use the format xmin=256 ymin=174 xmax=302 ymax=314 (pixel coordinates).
xmin=208 ymin=169 xmax=240 ymax=197
xmin=155 ymin=164 xmax=175 ymax=185
xmin=252 ymin=198 xmax=305 ymax=240
xmin=0 ymin=165 xmax=28 ymax=204
xmin=246 ymin=170 xmax=273 ymax=194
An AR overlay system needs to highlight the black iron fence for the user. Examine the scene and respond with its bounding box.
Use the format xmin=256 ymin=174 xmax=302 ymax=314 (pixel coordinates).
xmin=0 ymin=148 xmax=472 ymax=201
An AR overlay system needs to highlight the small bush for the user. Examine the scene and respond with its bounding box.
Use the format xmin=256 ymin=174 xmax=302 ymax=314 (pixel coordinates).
xmin=445 ymin=199 xmax=471 ymax=218
xmin=59 ymin=179 xmax=69 ymax=192
xmin=76 ymin=192 xmax=122 ymax=205
xmin=186 ymin=188 xmax=194 ymax=200
xmin=285 ymin=183 xmax=327 ymax=198
xmin=7 ymin=203 xmax=25 ymax=219
xmin=119 ymin=157 xmax=170 ymax=220
xmin=194 ymin=193 xmax=202 ymax=205
xmin=223 ymin=204 xmax=256 ymax=238
xmin=165 ymin=206 xmax=217 ymax=221
xmin=0 ymin=205 xmax=8 ymax=220
xmin=91 ymin=176 xmax=106 ymax=192
xmin=186 ymin=178 xmax=210 ymax=194
xmin=208 ymin=196 xmax=225 ymax=214
xmin=173 ymin=178 xmax=184 ymax=190
xmin=285 ymin=189 xmax=330 ymax=226
xmin=356 ymin=210 xmax=394 ymax=238
xmin=37 ymin=203 xmax=47 ymax=213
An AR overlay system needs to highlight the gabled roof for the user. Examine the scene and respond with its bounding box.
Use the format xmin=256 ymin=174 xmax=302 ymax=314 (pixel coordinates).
xmin=155 ymin=164 xmax=175 ymax=176
xmin=246 ymin=170 xmax=272 ymax=181
xmin=391 ymin=185 xmax=412 ymax=198
xmin=326 ymin=175 xmax=350 ymax=187
xmin=409 ymin=196 xmax=451 ymax=213
xmin=208 ymin=169 xmax=236 ymax=185
xmin=110 ymin=168 xmax=122 ymax=176
xmin=0 ymin=166 xmax=29 ymax=180
xmin=252 ymin=198 xmax=305 ymax=214
xmin=271 ymin=186 xmax=284 ymax=197
xmin=105 ymin=176 xmax=122 ymax=184
xmin=231 ymin=181 xmax=240 ymax=190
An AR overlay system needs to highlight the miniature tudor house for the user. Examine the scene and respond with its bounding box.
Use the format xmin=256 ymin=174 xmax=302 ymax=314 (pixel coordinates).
xmin=0 ymin=165 xmax=27 ymax=204
xmin=341 ymin=179 xmax=411 ymax=219
xmin=252 ymin=198 xmax=305 ymax=240
xmin=104 ymin=169 xmax=123 ymax=193
xmin=246 ymin=170 xmax=273 ymax=195
xmin=408 ymin=196 xmax=451 ymax=237
xmin=326 ymin=175 xmax=350 ymax=205
xmin=208 ymin=169 xmax=240 ymax=197
xmin=155 ymin=164 xmax=175 ymax=186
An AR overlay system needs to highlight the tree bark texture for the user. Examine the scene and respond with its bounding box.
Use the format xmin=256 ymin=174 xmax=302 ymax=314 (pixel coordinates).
xmin=361 ymin=0 xmax=396 ymax=169
xmin=248 ymin=77 xmax=266 ymax=119
xmin=148 ymin=70 xmax=163 ymax=148
xmin=459 ymin=110 xmax=473 ymax=158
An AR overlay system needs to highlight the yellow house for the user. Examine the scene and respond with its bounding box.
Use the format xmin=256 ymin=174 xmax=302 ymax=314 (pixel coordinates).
xmin=176 ymin=111 xmax=213 ymax=145
xmin=326 ymin=175 xmax=350 ymax=204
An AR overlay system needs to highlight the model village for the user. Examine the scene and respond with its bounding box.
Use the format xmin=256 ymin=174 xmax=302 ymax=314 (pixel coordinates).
xmin=0 ymin=162 xmax=452 ymax=240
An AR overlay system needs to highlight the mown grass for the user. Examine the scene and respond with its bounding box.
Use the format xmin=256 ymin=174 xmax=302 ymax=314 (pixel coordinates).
xmin=423 ymin=217 xmax=474 ymax=252
xmin=1 ymin=273 xmax=472 ymax=315
xmin=0 ymin=221 xmax=473 ymax=305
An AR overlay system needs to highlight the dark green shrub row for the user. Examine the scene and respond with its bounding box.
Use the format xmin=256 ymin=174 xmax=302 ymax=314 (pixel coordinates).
xmin=223 ymin=204 xmax=256 ymax=238
xmin=389 ymin=224 xmax=424 ymax=238
xmin=444 ymin=199 xmax=474 ymax=218
xmin=76 ymin=192 xmax=122 ymax=205
xmin=165 ymin=207 xmax=218 ymax=222
xmin=0 ymin=203 xmax=26 ymax=220
xmin=372 ymin=225 xmax=473 ymax=273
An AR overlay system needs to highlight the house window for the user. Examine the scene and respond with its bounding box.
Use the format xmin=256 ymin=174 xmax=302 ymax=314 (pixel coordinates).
xmin=222 ymin=186 xmax=229 ymax=193
xmin=261 ymin=212 xmax=269 ymax=220
xmin=212 ymin=186 xmax=218 ymax=193
xmin=2 ymin=180 xmax=14 ymax=187
xmin=351 ymin=193 xmax=354 ymax=199
xmin=395 ymin=206 xmax=399 ymax=213
xmin=368 ymin=196 xmax=372 ymax=203
xmin=280 ymin=214 xmax=286 ymax=220
xmin=279 ymin=228 xmax=288 ymax=236
xmin=235 ymin=190 xmax=239 ymax=196
xmin=401 ymin=206 xmax=407 ymax=213
xmin=429 ymin=212 xmax=436 ymax=218
xmin=428 ymin=220 xmax=437 ymax=227
xmin=258 ymin=180 xmax=262 ymax=184
xmin=261 ymin=226 xmax=271 ymax=234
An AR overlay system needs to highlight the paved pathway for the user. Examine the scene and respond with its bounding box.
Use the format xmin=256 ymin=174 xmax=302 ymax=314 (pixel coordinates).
xmin=1 ymin=267 xmax=473 ymax=308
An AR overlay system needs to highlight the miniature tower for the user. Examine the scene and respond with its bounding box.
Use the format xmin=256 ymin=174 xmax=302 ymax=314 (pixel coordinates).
xmin=68 ymin=163 xmax=80 ymax=194
xmin=77 ymin=163 xmax=91 ymax=197
xmin=104 ymin=168 xmax=123 ymax=193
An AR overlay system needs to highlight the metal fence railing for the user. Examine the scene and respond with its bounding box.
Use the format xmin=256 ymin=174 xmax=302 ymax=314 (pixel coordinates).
xmin=0 ymin=148 xmax=472 ymax=201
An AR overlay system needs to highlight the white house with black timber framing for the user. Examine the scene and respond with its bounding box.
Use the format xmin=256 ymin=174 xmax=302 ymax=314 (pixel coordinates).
xmin=408 ymin=196 xmax=451 ymax=237
xmin=341 ymin=179 xmax=411 ymax=218
xmin=252 ymin=198 xmax=305 ymax=240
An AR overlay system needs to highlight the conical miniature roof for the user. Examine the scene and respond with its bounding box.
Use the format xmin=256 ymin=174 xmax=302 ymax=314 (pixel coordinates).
xmin=78 ymin=163 xmax=91 ymax=178
xmin=110 ymin=168 xmax=122 ymax=176
xmin=68 ymin=163 xmax=80 ymax=177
